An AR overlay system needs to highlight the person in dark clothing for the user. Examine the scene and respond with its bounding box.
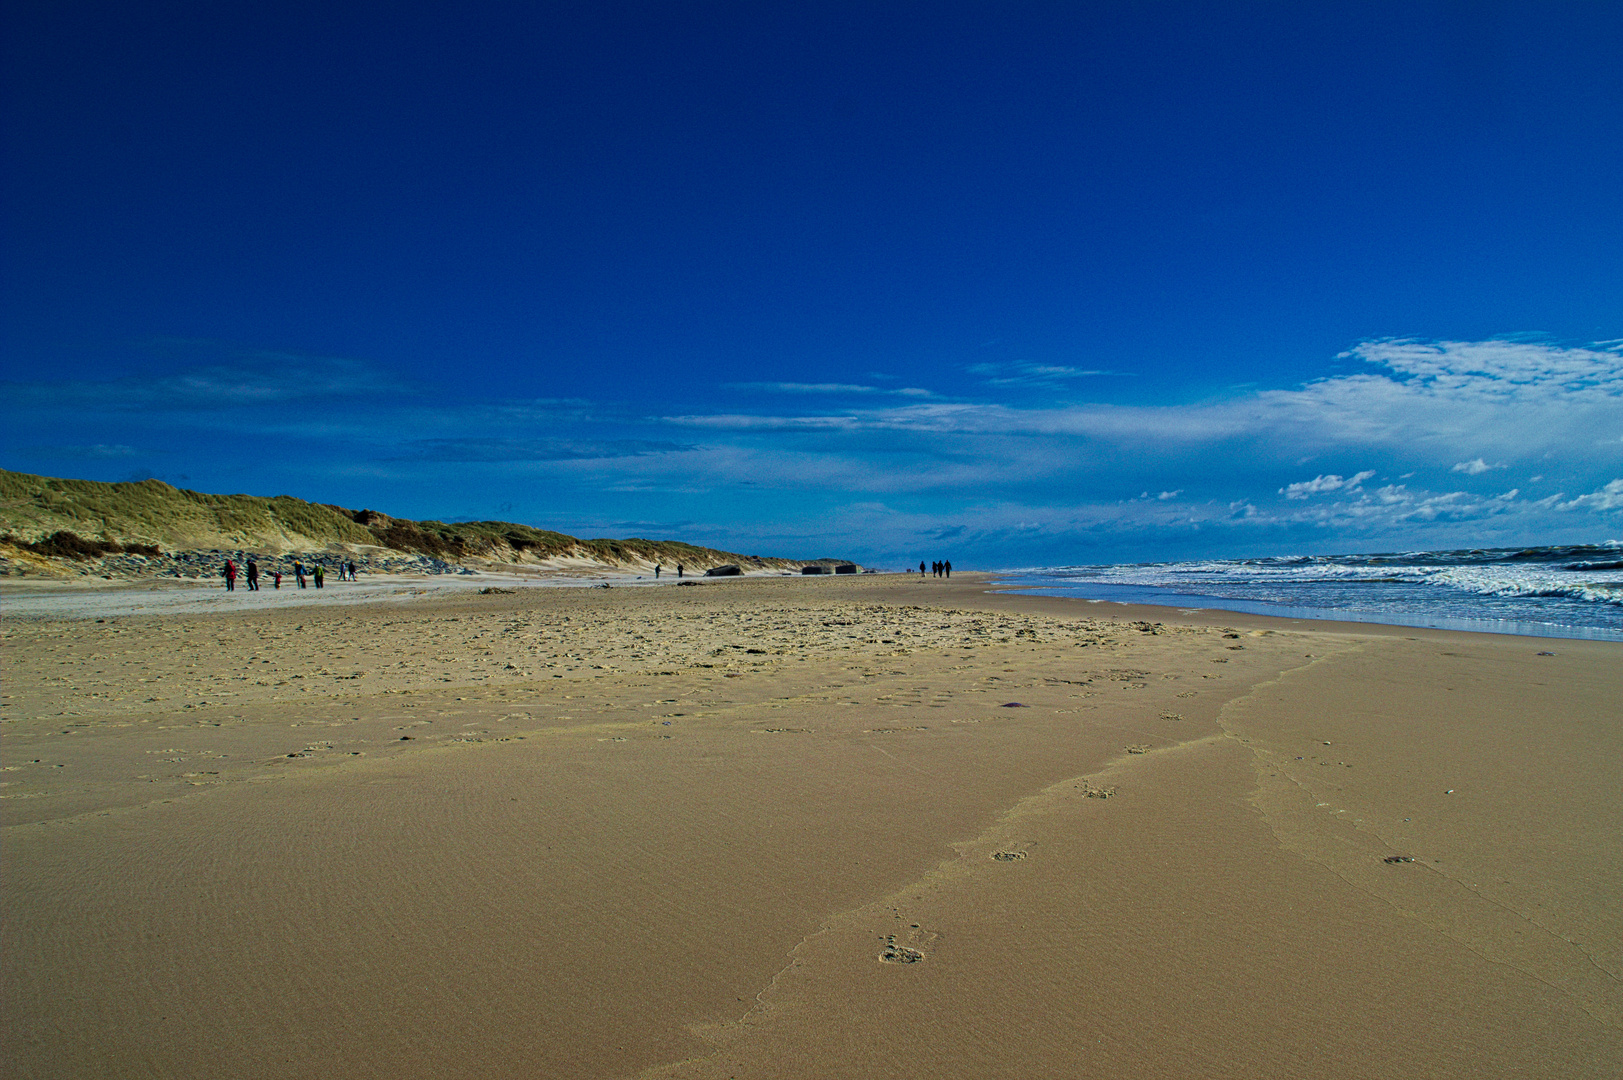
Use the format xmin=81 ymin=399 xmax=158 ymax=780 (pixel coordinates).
xmin=944 ymin=560 xmax=952 ymax=578
xmin=246 ymin=559 xmax=259 ymax=591
xmin=677 ymin=564 xmax=684 ymax=579
xmin=295 ymin=561 xmax=306 ymax=588
xmin=224 ymin=559 xmax=237 ymax=591
xmin=654 ymin=563 xmax=661 ymax=579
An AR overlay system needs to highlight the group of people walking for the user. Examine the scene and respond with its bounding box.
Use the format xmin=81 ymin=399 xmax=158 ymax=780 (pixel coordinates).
xmin=920 ymin=559 xmax=953 ymax=578
xmin=222 ymin=558 xmax=277 ymax=591
xmin=223 ymin=557 xmax=357 ymax=591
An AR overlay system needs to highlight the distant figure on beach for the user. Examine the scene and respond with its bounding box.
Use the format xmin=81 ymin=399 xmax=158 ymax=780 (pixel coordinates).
xmin=677 ymin=564 xmax=684 ymax=579
xmin=224 ymin=559 xmax=237 ymax=591
xmin=346 ymin=560 xmax=357 ymax=581
xmin=246 ymin=559 xmax=259 ymax=591
xmin=944 ymin=560 xmax=952 ymax=579
xmin=655 ymin=563 xmax=661 ymax=579
xmin=314 ymin=564 xmax=325 ymax=588
xmin=295 ymin=561 xmax=307 ymax=588
xmin=273 ymin=570 xmax=282 ymax=589
xmin=919 ymin=560 xmax=926 ymax=575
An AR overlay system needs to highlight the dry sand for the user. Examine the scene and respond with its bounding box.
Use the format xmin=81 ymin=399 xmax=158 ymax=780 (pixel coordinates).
xmin=2 ymin=573 xmax=1618 ymax=1078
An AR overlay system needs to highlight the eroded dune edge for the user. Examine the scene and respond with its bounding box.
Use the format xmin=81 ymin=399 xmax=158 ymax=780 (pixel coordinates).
xmin=3 ymin=574 xmax=1618 ymax=1079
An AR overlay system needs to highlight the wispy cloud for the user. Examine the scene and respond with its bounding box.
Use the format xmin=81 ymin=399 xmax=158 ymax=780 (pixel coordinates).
xmin=667 ymin=340 xmax=1623 ymax=463
xmin=397 ymin=438 xmax=697 ymax=462
xmin=6 ymin=336 xmax=1620 ymax=563
xmin=3 ymin=358 xmax=399 ymax=411
xmin=24 ymin=443 xmax=141 ymax=459
xmin=726 ymin=382 xmax=935 ymax=397
xmin=967 ymin=362 xmax=1113 ymax=387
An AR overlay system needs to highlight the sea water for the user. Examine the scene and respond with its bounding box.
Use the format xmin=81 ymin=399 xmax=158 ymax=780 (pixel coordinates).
xmin=994 ymin=544 xmax=1623 ymax=642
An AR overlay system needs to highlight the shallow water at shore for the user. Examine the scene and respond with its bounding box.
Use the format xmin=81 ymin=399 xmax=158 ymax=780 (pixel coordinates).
xmin=997 ymin=543 xmax=1623 ymax=642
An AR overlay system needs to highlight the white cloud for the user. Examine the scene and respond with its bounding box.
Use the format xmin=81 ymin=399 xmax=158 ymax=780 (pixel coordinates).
xmin=1280 ymin=470 xmax=1375 ymax=499
xmin=1451 ymin=458 xmax=1498 ymax=474
xmin=1560 ymin=479 xmax=1623 ymax=512
xmin=677 ymin=340 xmax=1623 ymax=460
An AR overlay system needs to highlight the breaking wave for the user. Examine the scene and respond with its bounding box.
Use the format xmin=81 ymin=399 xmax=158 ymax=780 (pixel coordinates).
xmin=997 ymin=543 xmax=1623 ymax=640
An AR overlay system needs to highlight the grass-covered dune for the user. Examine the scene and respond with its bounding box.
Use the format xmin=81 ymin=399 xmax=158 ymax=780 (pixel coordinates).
xmin=0 ymin=469 xmax=831 ymax=574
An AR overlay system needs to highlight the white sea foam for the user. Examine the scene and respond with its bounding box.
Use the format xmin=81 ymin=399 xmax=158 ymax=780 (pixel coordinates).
xmin=998 ymin=544 xmax=1623 ymax=638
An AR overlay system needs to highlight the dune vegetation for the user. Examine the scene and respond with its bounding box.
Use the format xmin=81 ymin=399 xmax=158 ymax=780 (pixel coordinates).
xmin=0 ymin=469 xmax=818 ymax=574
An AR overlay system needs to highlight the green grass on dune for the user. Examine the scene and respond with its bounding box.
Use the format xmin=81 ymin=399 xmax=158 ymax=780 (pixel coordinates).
xmin=0 ymin=469 xmax=808 ymax=569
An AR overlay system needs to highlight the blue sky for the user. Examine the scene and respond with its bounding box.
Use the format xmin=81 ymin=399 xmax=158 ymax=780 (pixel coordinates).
xmin=3 ymin=2 xmax=1621 ymax=567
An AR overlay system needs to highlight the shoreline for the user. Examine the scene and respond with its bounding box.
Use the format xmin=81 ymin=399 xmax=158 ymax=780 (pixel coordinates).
xmin=4 ymin=573 xmax=1618 ymax=1077
xmin=6 ymin=565 xmax=1619 ymax=644
xmin=988 ymin=577 xmax=1623 ymax=643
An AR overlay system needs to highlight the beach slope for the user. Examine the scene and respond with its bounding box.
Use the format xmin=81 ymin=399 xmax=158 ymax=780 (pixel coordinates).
xmin=2 ymin=576 xmax=1617 ymax=1078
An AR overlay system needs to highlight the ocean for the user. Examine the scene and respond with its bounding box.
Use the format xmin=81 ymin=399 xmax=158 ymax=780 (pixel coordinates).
xmin=993 ymin=543 xmax=1623 ymax=642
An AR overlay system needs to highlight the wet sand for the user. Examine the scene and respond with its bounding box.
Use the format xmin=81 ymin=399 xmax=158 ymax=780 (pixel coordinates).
xmin=3 ymin=574 xmax=1618 ymax=1078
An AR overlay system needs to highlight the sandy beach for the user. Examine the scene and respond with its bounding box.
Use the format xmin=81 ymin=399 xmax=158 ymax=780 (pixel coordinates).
xmin=2 ymin=573 xmax=1618 ymax=1078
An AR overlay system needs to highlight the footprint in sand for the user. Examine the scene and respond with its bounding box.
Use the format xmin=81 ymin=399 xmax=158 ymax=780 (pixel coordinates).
xmin=991 ymin=850 xmax=1027 ymax=861
xmin=880 ymin=935 xmax=926 ymax=963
